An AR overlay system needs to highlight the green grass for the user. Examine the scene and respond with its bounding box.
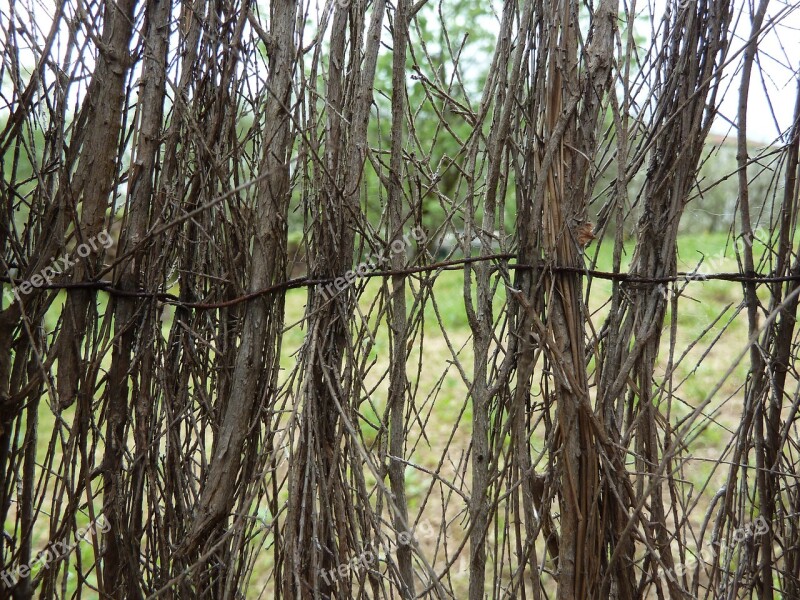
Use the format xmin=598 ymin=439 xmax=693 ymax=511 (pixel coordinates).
xmin=2 ymin=229 xmax=777 ymax=597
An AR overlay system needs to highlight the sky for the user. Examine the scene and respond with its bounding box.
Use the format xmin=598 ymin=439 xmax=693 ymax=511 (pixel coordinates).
xmin=680 ymin=0 xmax=800 ymax=143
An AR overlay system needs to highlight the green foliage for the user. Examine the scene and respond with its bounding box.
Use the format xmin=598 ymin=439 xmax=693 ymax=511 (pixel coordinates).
xmin=362 ymin=0 xmax=500 ymax=236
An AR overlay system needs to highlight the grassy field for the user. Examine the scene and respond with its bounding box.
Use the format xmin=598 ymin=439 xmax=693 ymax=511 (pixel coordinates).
xmin=7 ymin=229 xmax=771 ymax=597
xmin=257 ymin=230 xmax=762 ymax=597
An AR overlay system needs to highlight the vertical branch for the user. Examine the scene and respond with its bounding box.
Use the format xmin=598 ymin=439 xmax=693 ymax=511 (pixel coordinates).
xmin=598 ymin=1 xmax=732 ymax=597
xmin=181 ymin=0 xmax=296 ymax=551
xmin=530 ymin=0 xmax=617 ymax=596
xmin=102 ymin=0 xmax=171 ymax=594
xmin=463 ymin=0 xmax=532 ymax=595
xmin=387 ymin=0 xmax=414 ymax=595
xmin=53 ymin=0 xmax=137 ymax=411
xmin=766 ymin=78 xmax=800 ymax=600
xmin=285 ymin=0 xmax=386 ymax=595
xmin=734 ymin=2 xmax=774 ymax=597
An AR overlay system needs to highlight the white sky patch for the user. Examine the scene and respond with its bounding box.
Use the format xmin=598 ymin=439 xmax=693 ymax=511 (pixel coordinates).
xmin=715 ymin=0 xmax=800 ymax=143
xmin=646 ymin=0 xmax=800 ymax=143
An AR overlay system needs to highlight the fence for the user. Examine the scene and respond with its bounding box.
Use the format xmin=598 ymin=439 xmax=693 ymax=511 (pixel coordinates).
xmin=1 ymin=0 xmax=799 ymax=598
